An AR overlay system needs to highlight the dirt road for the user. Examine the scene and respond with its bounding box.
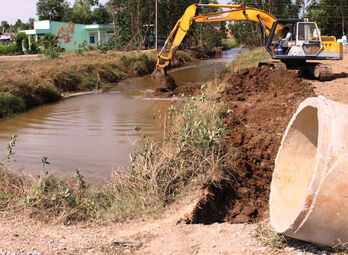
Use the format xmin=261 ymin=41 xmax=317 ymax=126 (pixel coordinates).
xmin=312 ymin=57 xmax=348 ymax=104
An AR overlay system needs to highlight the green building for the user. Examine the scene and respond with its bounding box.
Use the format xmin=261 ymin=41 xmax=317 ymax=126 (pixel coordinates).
xmin=21 ymin=20 xmax=115 ymax=51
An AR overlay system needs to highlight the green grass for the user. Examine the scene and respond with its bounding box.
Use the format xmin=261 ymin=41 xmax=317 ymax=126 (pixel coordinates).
xmin=223 ymin=47 xmax=271 ymax=75
xmin=222 ymin=38 xmax=239 ymax=50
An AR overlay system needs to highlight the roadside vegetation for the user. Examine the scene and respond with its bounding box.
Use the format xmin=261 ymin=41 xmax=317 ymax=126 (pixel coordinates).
xmin=0 ymin=50 xmax=192 ymax=119
xmin=221 ymin=38 xmax=239 ymax=50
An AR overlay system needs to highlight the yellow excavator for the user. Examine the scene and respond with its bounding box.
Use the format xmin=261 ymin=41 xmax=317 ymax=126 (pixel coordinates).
xmin=153 ymin=3 xmax=343 ymax=81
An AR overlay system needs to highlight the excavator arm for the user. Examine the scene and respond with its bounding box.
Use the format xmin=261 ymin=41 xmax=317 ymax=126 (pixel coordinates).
xmin=155 ymin=3 xmax=279 ymax=70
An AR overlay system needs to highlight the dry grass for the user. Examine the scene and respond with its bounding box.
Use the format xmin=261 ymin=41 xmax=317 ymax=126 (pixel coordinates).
xmin=254 ymin=222 xmax=348 ymax=254
xmin=0 ymin=50 xmax=192 ymax=119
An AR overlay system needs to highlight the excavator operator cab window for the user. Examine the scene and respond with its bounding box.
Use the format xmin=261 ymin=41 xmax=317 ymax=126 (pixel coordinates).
xmin=270 ymin=22 xmax=296 ymax=56
xmin=297 ymin=22 xmax=320 ymax=42
xmin=297 ymin=22 xmax=322 ymax=56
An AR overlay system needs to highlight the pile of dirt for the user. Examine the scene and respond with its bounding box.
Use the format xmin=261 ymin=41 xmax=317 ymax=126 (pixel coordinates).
xmin=187 ymin=66 xmax=315 ymax=224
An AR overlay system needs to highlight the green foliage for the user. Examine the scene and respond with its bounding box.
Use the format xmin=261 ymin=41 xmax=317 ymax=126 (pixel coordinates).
xmin=75 ymin=40 xmax=89 ymax=54
xmin=228 ymin=0 xmax=301 ymax=46
xmin=96 ymin=35 xmax=120 ymax=53
xmin=229 ymin=22 xmax=265 ymax=47
xmin=0 ymin=92 xmax=26 ymax=118
xmin=28 ymin=41 xmax=39 ymax=54
xmin=307 ymin=0 xmax=347 ymax=37
xmin=172 ymin=97 xmax=225 ymax=151
xmin=36 ymin=0 xmax=70 ymax=21
xmin=96 ymin=42 xmax=109 ymax=54
xmin=7 ymin=134 xmax=17 ymax=161
xmin=15 ymin=32 xmax=27 ymax=54
xmin=1 ymin=20 xmax=10 ymax=33
xmin=38 ymin=34 xmax=57 ymax=50
xmin=92 ymin=4 xmax=112 ymax=24
xmin=0 ymin=18 xmax=34 ymax=33
xmin=0 ymin=44 xmax=18 ymax=56
xmin=222 ymin=38 xmax=239 ymax=50
xmin=254 ymin=223 xmax=288 ymax=249
xmin=43 ymin=46 xmax=62 ymax=59
xmin=223 ymin=47 xmax=271 ymax=74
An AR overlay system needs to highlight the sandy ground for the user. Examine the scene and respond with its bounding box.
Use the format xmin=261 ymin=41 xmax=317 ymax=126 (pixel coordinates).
xmin=0 ymin=54 xmax=42 ymax=63
xmin=312 ymin=57 xmax=348 ymax=104
xmin=0 ymin=192 xmax=322 ymax=255
xmin=1 ymin=53 xmax=347 ymax=255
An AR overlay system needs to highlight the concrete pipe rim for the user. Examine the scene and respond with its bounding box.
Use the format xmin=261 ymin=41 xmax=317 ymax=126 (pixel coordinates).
xmin=270 ymin=104 xmax=322 ymax=234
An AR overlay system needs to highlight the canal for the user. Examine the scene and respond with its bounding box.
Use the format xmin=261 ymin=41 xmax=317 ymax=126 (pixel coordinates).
xmin=0 ymin=49 xmax=244 ymax=183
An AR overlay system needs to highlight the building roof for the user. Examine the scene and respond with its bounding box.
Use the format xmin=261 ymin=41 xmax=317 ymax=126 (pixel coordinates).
xmin=0 ymin=35 xmax=12 ymax=40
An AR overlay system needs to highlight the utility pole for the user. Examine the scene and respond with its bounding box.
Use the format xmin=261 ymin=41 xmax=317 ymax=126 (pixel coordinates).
xmin=340 ymin=0 xmax=345 ymax=36
xmin=302 ymin=0 xmax=305 ymax=18
xmin=155 ymin=0 xmax=158 ymax=51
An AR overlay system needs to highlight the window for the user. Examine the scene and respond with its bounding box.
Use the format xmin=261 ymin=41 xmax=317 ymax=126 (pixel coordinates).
xmin=298 ymin=23 xmax=319 ymax=41
xmin=90 ymin=35 xmax=95 ymax=44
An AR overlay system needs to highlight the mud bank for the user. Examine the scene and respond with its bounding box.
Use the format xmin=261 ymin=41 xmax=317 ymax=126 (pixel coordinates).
xmin=182 ymin=66 xmax=315 ymax=224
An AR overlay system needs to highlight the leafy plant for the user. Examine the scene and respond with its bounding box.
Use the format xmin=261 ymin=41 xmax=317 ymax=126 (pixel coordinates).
xmin=75 ymin=40 xmax=89 ymax=55
xmin=43 ymin=46 xmax=61 ymax=59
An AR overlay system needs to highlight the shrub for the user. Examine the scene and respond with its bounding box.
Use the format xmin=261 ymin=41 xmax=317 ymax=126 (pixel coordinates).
xmin=15 ymin=32 xmax=28 ymax=54
xmin=0 ymin=92 xmax=26 ymax=118
xmin=0 ymin=44 xmax=17 ymax=56
xmin=43 ymin=46 xmax=61 ymax=59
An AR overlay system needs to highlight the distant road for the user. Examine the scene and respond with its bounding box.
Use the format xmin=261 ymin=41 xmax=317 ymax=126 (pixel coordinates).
xmin=0 ymin=54 xmax=42 ymax=63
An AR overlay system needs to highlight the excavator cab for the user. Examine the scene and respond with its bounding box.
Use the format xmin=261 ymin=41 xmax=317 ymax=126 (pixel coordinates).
xmin=266 ymin=19 xmax=323 ymax=59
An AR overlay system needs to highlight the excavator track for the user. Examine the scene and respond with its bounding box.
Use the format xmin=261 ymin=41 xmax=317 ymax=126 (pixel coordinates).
xmin=259 ymin=61 xmax=333 ymax=81
xmin=307 ymin=63 xmax=333 ymax=81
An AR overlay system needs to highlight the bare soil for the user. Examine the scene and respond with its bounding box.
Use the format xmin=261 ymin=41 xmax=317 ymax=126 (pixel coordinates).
xmin=1 ymin=53 xmax=347 ymax=254
xmin=186 ymin=66 xmax=315 ymax=225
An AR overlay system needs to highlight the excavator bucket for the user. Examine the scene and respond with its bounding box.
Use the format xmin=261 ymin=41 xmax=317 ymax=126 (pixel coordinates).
xmin=152 ymin=4 xmax=198 ymax=89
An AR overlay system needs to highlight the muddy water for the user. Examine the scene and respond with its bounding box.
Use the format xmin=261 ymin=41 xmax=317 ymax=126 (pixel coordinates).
xmin=0 ymin=49 xmax=244 ymax=183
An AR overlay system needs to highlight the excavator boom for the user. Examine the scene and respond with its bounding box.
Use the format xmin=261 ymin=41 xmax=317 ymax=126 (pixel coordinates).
xmin=154 ymin=3 xmax=343 ymax=81
xmin=155 ymin=3 xmax=278 ymax=70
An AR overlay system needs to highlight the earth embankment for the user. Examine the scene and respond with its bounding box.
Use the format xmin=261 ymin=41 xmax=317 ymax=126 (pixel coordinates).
xmin=175 ymin=66 xmax=315 ymax=224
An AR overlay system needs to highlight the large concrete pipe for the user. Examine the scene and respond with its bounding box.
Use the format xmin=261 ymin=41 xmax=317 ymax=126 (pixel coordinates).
xmin=270 ymin=96 xmax=348 ymax=247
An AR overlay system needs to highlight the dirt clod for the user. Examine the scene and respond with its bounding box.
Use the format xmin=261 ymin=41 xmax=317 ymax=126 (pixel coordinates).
xmin=188 ymin=66 xmax=315 ymax=225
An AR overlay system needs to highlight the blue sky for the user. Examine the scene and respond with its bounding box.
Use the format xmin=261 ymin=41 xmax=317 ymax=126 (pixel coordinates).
xmin=0 ymin=0 xmax=230 ymax=25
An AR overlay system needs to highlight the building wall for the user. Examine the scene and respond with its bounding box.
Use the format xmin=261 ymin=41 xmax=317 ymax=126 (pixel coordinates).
xmin=50 ymin=21 xmax=89 ymax=52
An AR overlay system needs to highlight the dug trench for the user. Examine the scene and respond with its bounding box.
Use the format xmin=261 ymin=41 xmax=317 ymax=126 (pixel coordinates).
xmin=158 ymin=66 xmax=315 ymax=225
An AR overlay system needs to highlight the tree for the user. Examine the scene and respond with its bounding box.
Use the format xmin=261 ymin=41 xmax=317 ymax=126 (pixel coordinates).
xmin=227 ymin=0 xmax=302 ymax=46
xmin=307 ymin=0 xmax=348 ymax=38
xmin=28 ymin=18 xmax=35 ymax=29
xmin=14 ymin=19 xmax=25 ymax=31
xmin=36 ymin=0 xmax=70 ymax=21
xmin=1 ymin=20 xmax=10 ymax=33
xmin=92 ymin=4 xmax=112 ymax=24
